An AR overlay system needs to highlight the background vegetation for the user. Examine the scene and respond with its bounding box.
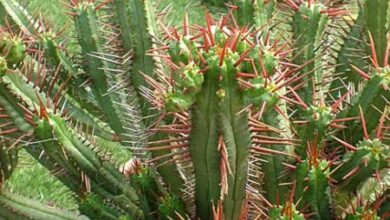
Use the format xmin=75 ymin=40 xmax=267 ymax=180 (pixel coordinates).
xmin=1 ymin=0 xmax=388 ymax=219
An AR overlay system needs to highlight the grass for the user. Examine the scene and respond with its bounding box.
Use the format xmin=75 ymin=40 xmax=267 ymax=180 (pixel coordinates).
xmin=6 ymin=0 xmax=207 ymax=211
xmin=5 ymin=149 xmax=78 ymax=211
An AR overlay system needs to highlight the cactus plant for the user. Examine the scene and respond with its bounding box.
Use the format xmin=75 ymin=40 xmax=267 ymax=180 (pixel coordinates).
xmin=0 ymin=0 xmax=389 ymax=219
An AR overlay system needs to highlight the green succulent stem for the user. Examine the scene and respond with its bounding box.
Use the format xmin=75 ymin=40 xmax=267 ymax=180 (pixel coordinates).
xmin=219 ymin=54 xmax=251 ymax=220
xmin=254 ymin=0 xmax=276 ymax=32
xmin=0 ymin=0 xmax=36 ymax=36
xmin=307 ymin=164 xmax=332 ymax=219
xmin=0 ymin=189 xmax=88 ymax=220
xmin=127 ymin=0 xmax=156 ymax=98
xmin=291 ymin=3 xmax=329 ymax=103
xmin=328 ymin=11 xmax=366 ymax=99
xmin=340 ymin=73 xmax=390 ymax=144
xmin=233 ymin=0 xmax=255 ymax=26
xmin=260 ymin=110 xmax=289 ymax=205
xmin=0 ymin=0 xmax=390 ymax=219
xmin=73 ymin=3 xmax=125 ymax=136
xmin=364 ymin=0 xmax=390 ymax=67
xmin=189 ymin=63 xmax=221 ymax=219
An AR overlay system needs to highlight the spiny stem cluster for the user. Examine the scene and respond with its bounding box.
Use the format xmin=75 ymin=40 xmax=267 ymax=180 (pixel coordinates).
xmin=0 ymin=0 xmax=389 ymax=219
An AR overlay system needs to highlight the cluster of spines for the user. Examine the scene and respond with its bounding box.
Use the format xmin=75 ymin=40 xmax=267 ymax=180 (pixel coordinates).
xmin=0 ymin=0 xmax=182 ymax=219
xmin=143 ymin=1 xmax=390 ymax=219
xmin=143 ymin=7 xmax=313 ymax=219
xmin=0 ymin=189 xmax=88 ymax=220
xmin=0 ymin=0 xmax=389 ymax=219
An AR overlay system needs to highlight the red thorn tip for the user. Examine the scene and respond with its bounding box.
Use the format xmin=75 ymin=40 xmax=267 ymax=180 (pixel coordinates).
xmin=234 ymin=46 xmax=253 ymax=67
xmin=350 ymin=65 xmax=370 ymax=80
xmin=359 ymin=106 xmax=369 ymax=140
xmin=183 ymin=13 xmax=189 ymax=36
xmin=333 ymin=136 xmax=357 ymax=151
xmin=376 ymin=110 xmax=386 ymax=139
xmin=219 ymin=41 xmax=228 ymax=66
xmin=205 ymin=12 xmax=215 ymax=45
xmin=331 ymin=90 xmax=351 ymax=112
xmin=321 ymin=8 xmax=348 ymax=17
xmin=384 ymin=35 xmax=390 ymax=67
xmin=368 ymin=32 xmax=379 ymax=69
xmin=285 ymin=0 xmax=300 ymax=11
xmin=342 ymin=167 xmax=360 ymax=180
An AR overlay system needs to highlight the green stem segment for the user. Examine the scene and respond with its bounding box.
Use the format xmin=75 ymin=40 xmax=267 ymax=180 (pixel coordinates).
xmin=328 ymin=11 xmax=366 ymax=99
xmin=189 ymin=61 xmax=221 ymax=219
xmin=291 ymin=3 xmax=328 ymax=103
xmin=73 ymin=3 xmax=124 ymax=136
xmin=295 ymin=161 xmax=332 ymax=219
xmin=364 ymin=0 xmax=390 ymax=67
xmin=0 ymin=190 xmax=88 ymax=220
xmin=260 ymin=111 xmax=289 ymax=204
xmin=233 ymin=0 xmax=255 ymax=26
xmin=340 ymin=74 xmax=390 ymax=144
xmin=127 ymin=0 xmax=156 ymax=98
xmin=219 ymin=57 xmax=251 ymax=220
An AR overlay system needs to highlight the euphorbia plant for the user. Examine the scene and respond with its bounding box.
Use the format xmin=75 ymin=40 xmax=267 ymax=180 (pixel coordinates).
xmin=0 ymin=0 xmax=389 ymax=219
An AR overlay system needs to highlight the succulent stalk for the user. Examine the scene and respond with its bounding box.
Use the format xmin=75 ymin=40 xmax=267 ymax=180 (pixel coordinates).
xmin=0 ymin=0 xmax=389 ymax=219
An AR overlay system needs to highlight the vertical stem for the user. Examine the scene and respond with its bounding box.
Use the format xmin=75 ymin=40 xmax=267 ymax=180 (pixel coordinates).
xmin=189 ymin=68 xmax=221 ymax=219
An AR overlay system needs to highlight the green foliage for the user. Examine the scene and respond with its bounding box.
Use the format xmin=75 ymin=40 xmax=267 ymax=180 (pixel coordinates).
xmin=5 ymin=150 xmax=77 ymax=211
xmin=0 ymin=189 xmax=87 ymax=220
xmin=0 ymin=0 xmax=389 ymax=219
